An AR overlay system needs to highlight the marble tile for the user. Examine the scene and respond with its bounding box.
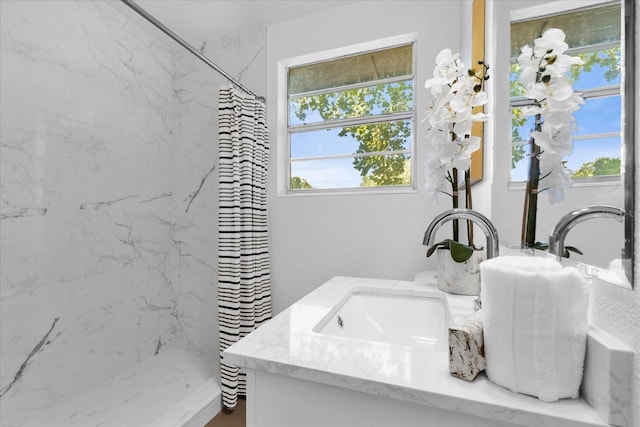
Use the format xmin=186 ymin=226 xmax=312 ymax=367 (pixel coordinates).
xmin=581 ymin=327 xmax=633 ymax=427
xmin=21 ymin=348 xmax=220 ymax=427
xmin=0 ymin=1 xmax=228 ymax=425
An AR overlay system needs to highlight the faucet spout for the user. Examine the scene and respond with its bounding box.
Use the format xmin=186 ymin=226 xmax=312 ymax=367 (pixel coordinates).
xmin=549 ymin=205 xmax=625 ymax=260
xmin=423 ymin=208 xmax=500 ymax=259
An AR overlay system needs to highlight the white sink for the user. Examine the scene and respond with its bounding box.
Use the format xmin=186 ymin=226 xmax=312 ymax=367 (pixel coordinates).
xmin=313 ymin=287 xmax=452 ymax=350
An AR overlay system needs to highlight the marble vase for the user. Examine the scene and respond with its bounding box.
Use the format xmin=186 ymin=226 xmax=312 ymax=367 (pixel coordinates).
xmin=436 ymin=248 xmax=485 ymax=295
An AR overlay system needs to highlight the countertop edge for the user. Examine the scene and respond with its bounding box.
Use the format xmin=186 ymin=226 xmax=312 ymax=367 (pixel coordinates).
xmin=224 ymin=348 xmax=606 ymax=427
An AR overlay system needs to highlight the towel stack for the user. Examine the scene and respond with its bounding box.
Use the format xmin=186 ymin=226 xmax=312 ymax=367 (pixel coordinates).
xmin=480 ymin=255 xmax=589 ymax=402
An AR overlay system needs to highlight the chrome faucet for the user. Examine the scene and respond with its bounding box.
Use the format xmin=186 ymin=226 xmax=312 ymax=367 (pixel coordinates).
xmin=423 ymin=209 xmax=499 ymax=311
xmin=549 ymin=205 xmax=625 ymax=260
xmin=423 ymin=208 xmax=500 ymax=259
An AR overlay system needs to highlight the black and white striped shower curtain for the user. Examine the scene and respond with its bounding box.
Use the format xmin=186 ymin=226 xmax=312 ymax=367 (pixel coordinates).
xmin=217 ymin=86 xmax=272 ymax=410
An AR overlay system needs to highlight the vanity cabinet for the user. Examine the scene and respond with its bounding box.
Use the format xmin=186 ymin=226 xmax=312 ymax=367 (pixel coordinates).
xmin=245 ymin=369 xmax=519 ymax=427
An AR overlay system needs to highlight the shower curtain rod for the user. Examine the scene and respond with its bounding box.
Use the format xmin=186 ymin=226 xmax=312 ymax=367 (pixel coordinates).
xmin=120 ymin=0 xmax=263 ymax=101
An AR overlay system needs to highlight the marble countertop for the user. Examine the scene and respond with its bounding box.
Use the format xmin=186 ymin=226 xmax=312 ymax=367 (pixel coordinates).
xmin=224 ymin=275 xmax=608 ymax=427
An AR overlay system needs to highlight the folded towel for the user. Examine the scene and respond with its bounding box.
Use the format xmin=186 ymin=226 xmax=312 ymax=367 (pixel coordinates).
xmin=480 ymin=255 xmax=589 ymax=402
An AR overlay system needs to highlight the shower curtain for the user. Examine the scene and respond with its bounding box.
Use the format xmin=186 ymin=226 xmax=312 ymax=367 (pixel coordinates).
xmin=217 ymin=86 xmax=272 ymax=410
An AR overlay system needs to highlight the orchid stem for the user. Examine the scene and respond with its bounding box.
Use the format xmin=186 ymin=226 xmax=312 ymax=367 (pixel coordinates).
xmin=521 ymin=113 xmax=542 ymax=248
xmin=451 ymin=167 xmax=459 ymax=242
xmin=465 ymin=169 xmax=474 ymax=247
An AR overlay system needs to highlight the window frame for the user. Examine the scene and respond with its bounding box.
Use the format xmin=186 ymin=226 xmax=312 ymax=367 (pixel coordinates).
xmin=276 ymin=33 xmax=418 ymax=196
xmin=507 ymin=0 xmax=623 ymax=188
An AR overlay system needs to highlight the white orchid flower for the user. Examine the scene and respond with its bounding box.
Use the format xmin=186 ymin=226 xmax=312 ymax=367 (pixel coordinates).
xmin=433 ymin=49 xmax=463 ymax=81
xmin=539 ymin=152 xmax=573 ymax=203
xmin=530 ymin=126 xmax=573 ymax=156
xmin=533 ymin=28 xmax=569 ymax=57
xmin=541 ymin=110 xmax=576 ymax=130
xmin=516 ymin=28 xmax=584 ymax=205
xmin=423 ymin=48 xmax=489 ymax=203
xmin=423 ymin=158 xmax=448 ymax=203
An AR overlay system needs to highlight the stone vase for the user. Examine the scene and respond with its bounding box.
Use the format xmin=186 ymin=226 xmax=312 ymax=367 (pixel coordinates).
xmin=436 ymin=247 xmax=486 ymax=295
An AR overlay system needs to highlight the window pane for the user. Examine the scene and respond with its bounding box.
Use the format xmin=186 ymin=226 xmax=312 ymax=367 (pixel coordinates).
xmin=286 ymin=40 xmax=415 ymax=193
xmin=289 ymin=81 xmax=413 ymax=126
xmin=291 ymin=154 xmax=411 ymax=190
xmin=511 ymin=108 xmax=536 ymax=143
xmin=575 ymin=95 xmax=621 ymax=135
xmin=291 ymin=120 xmax=412 ymax=159
xmin=291 ymin=128 xmax=358 ymax=159
xmin=288 ymin=44 xmax=413 ymax=95
xmin=509 ymin=2 xmax=622 ymax=183
xmin=510 ymin=49 xmax=621 ymax=92
xmin=509 ymin=140 xmax=623 ymax=180
xmin=570 ymin=136 xmax=621 ymax=177
xmin=510 ymin=3 xmax=621 ymax=60
xmin=511 ymin=142 xmax=532 ymax=181
xmin=291 ymin=157 xmax=360 ymax=189
xmin=572 ymin=48 xmax=621 ymax=90
xmin=509 ymin=63 xmax=526 ymax=97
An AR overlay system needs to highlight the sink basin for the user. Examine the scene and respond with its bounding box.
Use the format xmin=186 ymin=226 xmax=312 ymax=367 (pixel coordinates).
xmin=313 ymin=287 xmax=452 ymax=350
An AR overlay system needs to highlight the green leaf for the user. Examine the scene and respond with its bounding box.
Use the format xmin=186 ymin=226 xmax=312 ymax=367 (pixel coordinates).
xmin=533 ymin=241 xmax=549 ymax=251
xmin=563 ymin=246 xmax=584 ymax=258
xmin=531 ymin=241 xmax=583 ymax=258
xmin=426 ymin=239 xmax=474 ymax=263
xmin=426 ymin=240 xmax=450 ymax=258
xmin=449 ymin=240 xmax=474 ymax=263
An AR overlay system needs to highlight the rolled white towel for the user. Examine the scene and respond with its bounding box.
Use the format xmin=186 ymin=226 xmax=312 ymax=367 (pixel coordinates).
xmin=481 ymin=255 xmax=588 ymax=402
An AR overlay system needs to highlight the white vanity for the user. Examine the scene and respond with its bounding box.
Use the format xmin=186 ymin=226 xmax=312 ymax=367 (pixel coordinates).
xmin=224 ymin=275 xmax=631 ymax=427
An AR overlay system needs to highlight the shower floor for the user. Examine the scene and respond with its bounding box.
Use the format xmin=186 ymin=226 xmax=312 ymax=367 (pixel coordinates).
xmin=206 ymin=398 xmax=246 ymax=427
xmin=20 ymin=349 xmax=221 ymax=427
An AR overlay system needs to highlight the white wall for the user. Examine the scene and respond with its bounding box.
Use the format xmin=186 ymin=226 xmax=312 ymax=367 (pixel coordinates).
xmin=266 ymin=0 xmax=475 ymax=314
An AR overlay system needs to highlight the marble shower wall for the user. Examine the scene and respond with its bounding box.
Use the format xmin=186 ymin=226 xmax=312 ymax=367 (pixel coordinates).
xmin=0 ymin=1 xmax=230 ymax=425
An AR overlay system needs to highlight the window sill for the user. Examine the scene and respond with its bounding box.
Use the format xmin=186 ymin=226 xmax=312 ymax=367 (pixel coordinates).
xmin=278 ymin=186 xmax=417 ymax=198
xmin=508 ymin=175 xmax=621 ymax=191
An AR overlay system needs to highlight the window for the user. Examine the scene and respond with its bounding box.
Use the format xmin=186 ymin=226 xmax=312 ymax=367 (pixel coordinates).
xmin=509 ymin=2 xmax=622 ymax=183
xmin=284 ymin=41 xmax=415 ymax=193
